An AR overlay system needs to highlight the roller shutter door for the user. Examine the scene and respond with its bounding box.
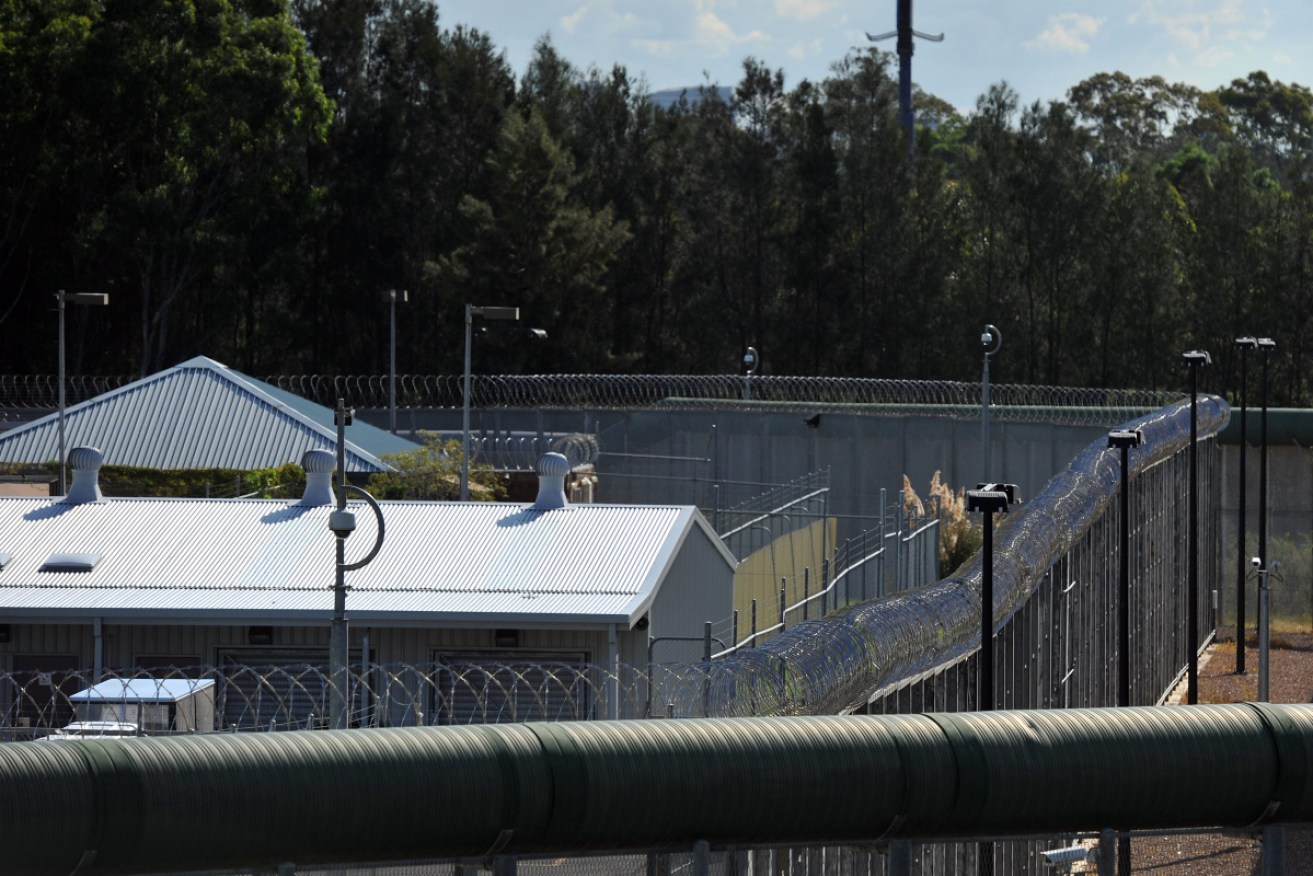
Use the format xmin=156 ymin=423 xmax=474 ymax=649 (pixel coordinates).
xmin=435 ymin=653 xmax=592 ymax=725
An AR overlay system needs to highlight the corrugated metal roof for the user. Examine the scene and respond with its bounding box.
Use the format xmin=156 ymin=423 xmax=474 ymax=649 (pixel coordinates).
xmin=0 ymin=495 xmax=735 ymax=627
xmin=0 ymin=356 xmax=416 ymax=472
xmin=69 ymin=678 xmax=215 ymax=703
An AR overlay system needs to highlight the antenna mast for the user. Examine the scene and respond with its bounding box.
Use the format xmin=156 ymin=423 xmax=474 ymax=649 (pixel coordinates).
xmin=866 ymin=0 xmax=943 ymax=168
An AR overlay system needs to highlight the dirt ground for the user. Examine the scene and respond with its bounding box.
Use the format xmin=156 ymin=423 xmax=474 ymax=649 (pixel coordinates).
xmin=1134 ymin=631 xmax=1313 ymax=875
xmin=1195 ymin=630 xmax=1313 ymax=705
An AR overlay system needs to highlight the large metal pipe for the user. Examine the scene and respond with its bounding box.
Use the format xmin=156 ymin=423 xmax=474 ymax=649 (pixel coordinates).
xmin=4 ymin=703 xmax=1312 ymax=875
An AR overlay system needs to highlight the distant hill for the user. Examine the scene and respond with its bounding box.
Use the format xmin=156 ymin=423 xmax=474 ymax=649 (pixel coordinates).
xmin=649 ymin=85 xmax=734 ymax=110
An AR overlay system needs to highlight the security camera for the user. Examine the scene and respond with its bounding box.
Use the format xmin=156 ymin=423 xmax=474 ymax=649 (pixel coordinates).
xmin=329 ymin=509 xmax=357 ymax=539
xmin=980 ymin=331 xmax=993 ymax=346
xmin=1251 ymin=557 xmax=1262 ymax=569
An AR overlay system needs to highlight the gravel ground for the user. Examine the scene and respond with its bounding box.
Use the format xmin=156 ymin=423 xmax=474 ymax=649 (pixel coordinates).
xmin=1132 ymin=632 xmax=1313 ymax=875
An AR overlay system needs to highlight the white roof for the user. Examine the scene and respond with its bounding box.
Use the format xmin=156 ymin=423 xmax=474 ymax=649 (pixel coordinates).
xmin=0 ymin=495 xmax=736 ymax=628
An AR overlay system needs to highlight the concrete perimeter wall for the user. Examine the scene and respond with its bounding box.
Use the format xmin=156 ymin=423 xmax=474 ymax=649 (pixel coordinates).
xmin=363 ymin=406 xmax=1107 ymax=544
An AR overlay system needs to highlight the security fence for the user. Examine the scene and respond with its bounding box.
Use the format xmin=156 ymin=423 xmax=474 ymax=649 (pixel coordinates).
xmin=0 ymin=396 xmax=1227 ymax=735
xmin=0 ymin=372 xmax=1181 ymax=426
xmin=144 ymin=825 xmax=1294 ymax=876
xmin=0 ymin=397 xmax=1233 ymax=875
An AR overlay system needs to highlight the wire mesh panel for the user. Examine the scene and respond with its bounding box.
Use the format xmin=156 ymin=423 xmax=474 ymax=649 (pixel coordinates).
xmin=134 ymin=826 xmax=1297 ymax=876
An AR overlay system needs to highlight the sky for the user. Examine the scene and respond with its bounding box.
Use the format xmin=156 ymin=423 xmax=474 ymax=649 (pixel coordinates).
xmin=434 ymin=0 xmax=1308 ymax=113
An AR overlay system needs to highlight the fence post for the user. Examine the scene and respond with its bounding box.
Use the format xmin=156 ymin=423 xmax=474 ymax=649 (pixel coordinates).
xmin=702 ymin=621 xmax=712 ymax=718
xmin=803 ymin=570 xmax=810 ymax=621
xmin=880 ymin=487 xmax=887 ymax=596
xmin=1098 ymin=829 xmax=1115 ymax=876
xmin=779 ymin=581 xmax=787 ymax=632
xmin=751 ymin=599 xmax=757 ymax=644
xmin=732 ymin=609 xmax=739 ymax=651
xmin=887 ymin=840 xmax=911 ymax=876
xmin=1262 ymin=824 xmax=1286 ymax=876
xmin=692 ymin=839 xmax=710 ymax=876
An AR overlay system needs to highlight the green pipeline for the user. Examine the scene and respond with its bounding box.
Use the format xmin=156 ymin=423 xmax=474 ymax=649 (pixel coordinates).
xmin=2 ymin=703 xmax=1312 ymax=874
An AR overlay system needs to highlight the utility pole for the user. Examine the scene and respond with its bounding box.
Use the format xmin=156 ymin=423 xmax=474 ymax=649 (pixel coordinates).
xmin=866 ymin=0 xmax=943 ymax=169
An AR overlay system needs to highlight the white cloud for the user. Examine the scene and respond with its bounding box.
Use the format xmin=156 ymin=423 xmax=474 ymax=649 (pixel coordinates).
xmin=634 ymin=39 xmax=677 ymax=57
xmin=787 ymin=37 xmax=823 ymax=62
xmin=1132 ymin=1 xmax=1268 ymax=52
xmin=1026 ymin=13 xmax=1103 ymax=54
xmin=775 ymin=0 xmax=834 ymax=23
xmin=561 ymin=5 xmax=588 ymax=35
xmin=693 ymin=10 xmax=770 ymax=54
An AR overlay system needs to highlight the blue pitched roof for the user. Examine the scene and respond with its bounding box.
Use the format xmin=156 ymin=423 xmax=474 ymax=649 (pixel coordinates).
xmin=0 ymin=356 xmax=416 ymax=473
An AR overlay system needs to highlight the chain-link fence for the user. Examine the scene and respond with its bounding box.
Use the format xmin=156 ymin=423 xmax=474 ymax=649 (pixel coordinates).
xmin=0 ymin=373 xmax=1181 ymax=426
xmin=136 ymin=824 xmax=1299 ymax=876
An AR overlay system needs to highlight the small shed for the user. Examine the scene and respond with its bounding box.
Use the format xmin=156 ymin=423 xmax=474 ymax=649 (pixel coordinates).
xmin=69 ymin=678 xmax=216 ymax=734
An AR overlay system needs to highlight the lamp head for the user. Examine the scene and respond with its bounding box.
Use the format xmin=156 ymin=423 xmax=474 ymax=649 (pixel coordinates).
xmin=470 ymin=305 xmax=519 ymax=321
xmin=57 ymin=291 xmax=109 ymax=307
xmin=1108 ymin=429 xmax=1143 ymax=449
xmin=1257 ymin=337 xmax=1276 ymax=352
xmin=968 ymin=483 xmax=1018 ymax=513
xmin=1234 ymin=336 xmax=1257 ymax=350
xmin=1181 ymin=350 xmax=1211 ymax=366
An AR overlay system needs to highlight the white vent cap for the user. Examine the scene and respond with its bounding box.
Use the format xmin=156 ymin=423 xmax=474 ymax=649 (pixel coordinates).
xmin=299 ymin=449 xmax=337 ymax=506
xmin=63 ymin=446 xmax=105 ymax=505
xmin=532 ymin=452 xmax=571 ymax=511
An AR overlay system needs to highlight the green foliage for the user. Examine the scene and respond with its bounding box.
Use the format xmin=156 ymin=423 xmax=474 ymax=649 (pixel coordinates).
xmin=68 ymin=463 xmax=304 ymax=498
xmin=4 ymin=5 xmax=1313 ymax=405
xmin=367 ymin=436 xmax=505 ymax=501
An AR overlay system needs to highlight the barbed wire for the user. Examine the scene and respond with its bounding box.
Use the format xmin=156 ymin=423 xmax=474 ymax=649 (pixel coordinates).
xmin=0 ymin=373 xmax=1183 ymax=425
xmin=0 ymin=397 xmax=1227 ymax=733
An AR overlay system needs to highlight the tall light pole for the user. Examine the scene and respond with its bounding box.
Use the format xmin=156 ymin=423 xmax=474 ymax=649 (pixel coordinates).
xmin=382 ymin=290 xmax=408 ymax=434
xmin=1108 ymin=429 xmax=1143 ymax=708
xmin=56 ymin=290 xmax=109 ymax=496
xmin=967 ymin=482 xmax=1014 ymax=876
xmin=1234 ymin=337 xmax=1256 ymax=673
xmin=462 ymin=304 xmax=520 ymax=501
xmin=966 ymin=483 xmax=1016 ymax=713
xmin=980 ymin=324 xmax=1002 ymax=482
xmin=1182 ymin=350 xmax=1210 ymax=705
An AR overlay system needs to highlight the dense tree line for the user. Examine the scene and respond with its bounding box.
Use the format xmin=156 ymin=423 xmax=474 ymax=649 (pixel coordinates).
xmin=2 ymin=0 xmax=1311 ymax=403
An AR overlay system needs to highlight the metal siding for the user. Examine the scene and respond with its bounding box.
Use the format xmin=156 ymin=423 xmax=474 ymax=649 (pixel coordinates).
xmin=648 ymin=521 xmax=735 ymax=651
xmin=0 ymin=497 xmax=728 ymax=630
xmin=0 ymin=357 xmax=403 ymax=472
